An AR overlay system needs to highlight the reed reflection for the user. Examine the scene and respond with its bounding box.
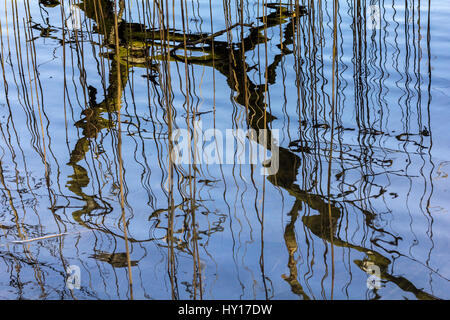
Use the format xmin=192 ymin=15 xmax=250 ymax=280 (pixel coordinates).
xmin=0 ymin=0 xmax=447 ymax=299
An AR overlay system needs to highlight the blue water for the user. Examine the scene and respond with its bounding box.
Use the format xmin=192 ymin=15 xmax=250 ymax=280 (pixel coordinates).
xmin=0 ymin=0 xmax=448 ymax=299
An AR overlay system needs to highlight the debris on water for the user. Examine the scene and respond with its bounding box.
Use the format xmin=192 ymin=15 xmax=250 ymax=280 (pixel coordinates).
xmin=312 ymin=123 xmax=330 ymax=129
xmin=10 ymin=233 xmax=68 ymax=244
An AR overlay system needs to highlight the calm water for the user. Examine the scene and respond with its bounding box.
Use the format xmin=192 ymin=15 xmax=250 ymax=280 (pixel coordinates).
xmin=0 ymin=0 xmax=449 ymax=299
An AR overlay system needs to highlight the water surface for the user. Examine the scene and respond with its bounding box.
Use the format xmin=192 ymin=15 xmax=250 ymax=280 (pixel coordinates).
xmin=0 ymin=0 xmax=449 ymax=299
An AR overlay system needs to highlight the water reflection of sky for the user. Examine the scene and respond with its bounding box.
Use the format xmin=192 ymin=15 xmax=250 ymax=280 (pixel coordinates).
xmin=0 ymin=0 xmax=449 ymax=299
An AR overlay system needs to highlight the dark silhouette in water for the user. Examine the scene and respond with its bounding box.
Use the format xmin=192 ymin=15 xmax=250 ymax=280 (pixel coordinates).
xmin=90 ymin=251 xmax=139 ymax=268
